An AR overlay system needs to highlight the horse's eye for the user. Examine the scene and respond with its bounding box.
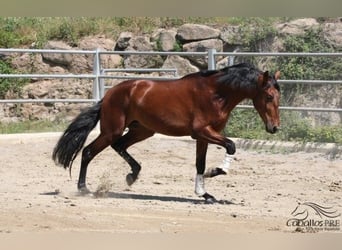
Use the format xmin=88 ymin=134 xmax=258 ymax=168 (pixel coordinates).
xmin=266 ymin=95 xmax=273 ymax=102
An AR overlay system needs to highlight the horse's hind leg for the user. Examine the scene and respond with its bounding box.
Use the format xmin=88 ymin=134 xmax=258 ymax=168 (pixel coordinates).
xmin=78 ymin=133 xmax=112 ymax=193
xmin=112 ymin=122 xmax=155 ymax=185
xmin=195 ymin=139 xmax=217 ymax=204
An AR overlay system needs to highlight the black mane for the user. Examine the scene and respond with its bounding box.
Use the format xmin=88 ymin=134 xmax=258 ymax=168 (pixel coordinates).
xmin=191 ymin=63 xmax=260 ymax=81
xmin=219 ymin=63 xmax=280 ymax=92
xmin=217 ymin=63 xmax=261 ymax=87
xmin=183 ymin=63 xmax=280 ymax=92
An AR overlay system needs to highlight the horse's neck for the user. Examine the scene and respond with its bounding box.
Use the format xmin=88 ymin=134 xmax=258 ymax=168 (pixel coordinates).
xmin=216 ymin=84 xmax=255 ymax=111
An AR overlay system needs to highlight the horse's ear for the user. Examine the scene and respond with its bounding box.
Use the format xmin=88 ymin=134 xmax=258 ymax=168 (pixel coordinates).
xmin=274 ymin=71 xmax=281 ymax=80
xmin=257 ymin=71 xmax=269 ymax=88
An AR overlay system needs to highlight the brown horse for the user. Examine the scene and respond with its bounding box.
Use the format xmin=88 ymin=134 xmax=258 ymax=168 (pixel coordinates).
xmin=53 ymin=63 xmax=281 ymax=203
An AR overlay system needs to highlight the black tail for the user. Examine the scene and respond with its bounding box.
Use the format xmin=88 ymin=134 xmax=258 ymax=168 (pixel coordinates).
xmin=52 ymin=100 xmax=102 ymax=170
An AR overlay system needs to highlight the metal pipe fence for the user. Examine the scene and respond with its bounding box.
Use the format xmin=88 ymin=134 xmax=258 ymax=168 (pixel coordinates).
xmin=0 ymin=48 xmax=341 ymax=113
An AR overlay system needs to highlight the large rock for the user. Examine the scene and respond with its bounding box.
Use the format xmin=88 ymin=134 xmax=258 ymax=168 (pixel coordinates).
xmin=323 ymin=22 xmax=342 ymax=49
xmin=182 ymin=39 xmax=223 ymax=68
xmin=123 ymin=36 xmax=163 ymax=68
xmin=125 ymin=36 xmax=151 ymax=51
xmin=115 ymin=32 xmax=133 ymax=50
xmin=42 ymin=41 xmax=73 ymax=67
xmin=162 ymin=55 xmax=198 ymax=77
xmin=77 ymin=35 xmax=122 ymax=71
xmin=276 ymin=18 xmax=319 ymax=36
xmin=43 ymin=37 xmax=122 ymax=73
xmin=158 ymin=29 xmax=177 ymax=51
xmin=177 ymin=24 xmax=220 ymax=42
xmin=79 ymin=35 xmax=115 ymax=51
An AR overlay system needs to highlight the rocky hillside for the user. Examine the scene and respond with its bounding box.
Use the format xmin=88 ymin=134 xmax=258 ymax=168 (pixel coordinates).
xmin=0 ymin=18 xmax=341 ymax=126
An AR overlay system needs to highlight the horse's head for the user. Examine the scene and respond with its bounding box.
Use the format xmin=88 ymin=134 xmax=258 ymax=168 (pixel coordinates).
xmin=253 ymin=71 xmax=281 ymax=134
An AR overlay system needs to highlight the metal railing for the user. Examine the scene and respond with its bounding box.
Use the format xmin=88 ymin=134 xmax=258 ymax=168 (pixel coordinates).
xmin=0 ymin=48 xmax=98 ymax=103
xmin=0 ymin=48 xmax=341 ymax=113
xmin=210 ymin=50 xmax=342 ymax=112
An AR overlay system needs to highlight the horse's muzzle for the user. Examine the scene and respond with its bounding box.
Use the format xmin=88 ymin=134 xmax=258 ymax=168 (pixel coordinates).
xmin=266 ymin=124 xmax=279 ymax=134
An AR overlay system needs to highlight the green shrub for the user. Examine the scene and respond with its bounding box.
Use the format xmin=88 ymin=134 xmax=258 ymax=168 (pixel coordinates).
xmin=0 ymin=60 xmax=26 ymax=98
xmin=0 ymin=30 xmax=21 ymax=48
xmin=273 ymin=28 xmax=342 ymax=105
xmin=45 ymin=17 xmax=99 ymax=46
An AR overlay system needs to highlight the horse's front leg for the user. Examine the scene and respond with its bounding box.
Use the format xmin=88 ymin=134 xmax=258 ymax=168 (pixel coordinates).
xmin=195 ymin=140 xmax=217 ymax=204
xmin=193 ymin=126 xmax=235 ymax=178
xmin=204 ymin=153 xmax=234 ymax=178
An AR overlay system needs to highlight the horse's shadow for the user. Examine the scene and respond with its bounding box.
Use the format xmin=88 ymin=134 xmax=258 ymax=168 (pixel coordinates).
xmin=40 ymin=190 xmax=236 ymax=205
xmin=96 ymin=191 xmax=236 ymax=205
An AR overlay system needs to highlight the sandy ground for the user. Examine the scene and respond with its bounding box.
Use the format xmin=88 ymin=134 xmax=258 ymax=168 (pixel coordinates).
xmin=0 ymin=132 xmax=341 ymax=234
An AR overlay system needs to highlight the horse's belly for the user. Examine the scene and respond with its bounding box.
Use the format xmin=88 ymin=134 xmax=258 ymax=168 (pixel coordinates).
xmin=137 ymin=113 xmax=192 ymax=137
xmin=126 ymin=104 xmax=190 ymax=136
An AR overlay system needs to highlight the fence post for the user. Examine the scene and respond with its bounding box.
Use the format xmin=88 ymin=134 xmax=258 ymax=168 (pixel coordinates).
xmin=99 ymin=68 xmax=105 ymax=99
xmin=229 ymin=48 xmax=240 ymax=66
xmin=92 ymin=48 xmax=101 ymax=102
xmin=207 ymin=48 xmax=217 ymax=70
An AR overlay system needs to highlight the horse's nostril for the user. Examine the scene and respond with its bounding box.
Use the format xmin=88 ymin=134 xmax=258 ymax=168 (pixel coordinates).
xmin=267 ymin=125 xmax=278 ymax=134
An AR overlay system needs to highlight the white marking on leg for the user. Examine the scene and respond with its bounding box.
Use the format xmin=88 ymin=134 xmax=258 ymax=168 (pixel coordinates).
xmin=218 ymin=153 xmax=234 ymax=172
xmin=195 ymin=174 xmax=206 ymax=196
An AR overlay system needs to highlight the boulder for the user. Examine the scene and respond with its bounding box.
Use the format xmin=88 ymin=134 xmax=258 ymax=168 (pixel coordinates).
xmin=125 ymin=36 xmax=151 ymax=51
xmin=150 ymin=29 xmax=165 ymax=42
xmin=115 ymin=32 xmax=133 ymax=50
xmin=276 ymin=18 xmax=319 ymax=36
xmin=177 ymin=24 xmax=220 ymax=43
xmin=323 ymin=22 xmax=342 ymax=49
xmin=158 ymin=29 xmax=177 ymax=51
xmin=77 ymin=35 xmax=121 ymax=72
xmin=182 ymin=39 xmax=223 ymax=68
xmin=162 ymin=55 xmax=198 ymax=77
xmin=123 ymin=36 xmax=163 ymax=68
xmin=79 ymin=35 xmax=115 ymax=51
xmin=42 ymin=41 xmax=73 ymax=67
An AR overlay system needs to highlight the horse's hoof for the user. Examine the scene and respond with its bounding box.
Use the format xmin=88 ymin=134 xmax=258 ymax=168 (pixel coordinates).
xmin=126 ymin=173 xmax=136 ymax=186
xmin=78 ymin=186 xmax=91 ymax=195
xmin=203 ymin=193 xmax=217 ymax=204
xmin=204 ymin=167 xmax=227 ymax=178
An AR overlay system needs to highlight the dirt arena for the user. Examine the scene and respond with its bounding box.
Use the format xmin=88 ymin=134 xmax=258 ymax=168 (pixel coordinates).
xmin=0 ymin=132 xmax=341 ymax=234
